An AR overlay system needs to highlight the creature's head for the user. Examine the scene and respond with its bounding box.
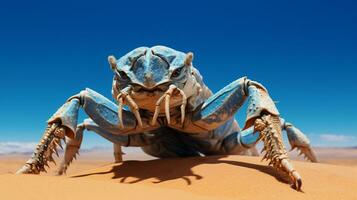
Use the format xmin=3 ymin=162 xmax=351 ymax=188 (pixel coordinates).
xmin=109 ymin=46 xmax=193 ymax=93
xmin=108 ymin=46 xmax=197 ymax=112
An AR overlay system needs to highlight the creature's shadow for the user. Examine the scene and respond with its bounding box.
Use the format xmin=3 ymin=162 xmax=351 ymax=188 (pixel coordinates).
xmin=71 ymin=156 xmax=289 ymax=185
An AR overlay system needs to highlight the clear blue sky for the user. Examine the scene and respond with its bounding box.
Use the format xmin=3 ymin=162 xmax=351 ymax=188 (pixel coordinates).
xmin=0 ymin=0 xmax=356 ymax=150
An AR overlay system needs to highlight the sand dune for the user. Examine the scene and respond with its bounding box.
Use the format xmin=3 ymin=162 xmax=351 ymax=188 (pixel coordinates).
xmin=1 ymin=155 xmax=357 ymax=200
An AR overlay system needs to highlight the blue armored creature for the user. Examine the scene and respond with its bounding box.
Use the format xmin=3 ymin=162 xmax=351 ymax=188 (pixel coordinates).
xmin=17 ymin=46 xmax=317 ymax=190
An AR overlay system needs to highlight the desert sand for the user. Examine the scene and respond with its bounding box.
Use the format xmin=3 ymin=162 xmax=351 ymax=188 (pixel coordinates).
xmin=0 ymin=148 xmax=357 ymax=200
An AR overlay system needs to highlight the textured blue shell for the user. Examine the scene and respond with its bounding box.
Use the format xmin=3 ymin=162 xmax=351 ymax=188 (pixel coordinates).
xmin=115 ymin=46 xmax=187 ymax=89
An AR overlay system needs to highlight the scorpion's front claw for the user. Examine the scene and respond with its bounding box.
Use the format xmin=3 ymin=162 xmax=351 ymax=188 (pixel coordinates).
xmin=16 ymin=123 xmax=66 ymax=175
xmin=257 ymin=115 xmax=302 ymax=191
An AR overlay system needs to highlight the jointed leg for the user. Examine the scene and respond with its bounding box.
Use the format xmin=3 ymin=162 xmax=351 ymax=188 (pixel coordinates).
xmin=186 ymin=77 xmax=311 ymax=190
xmin=220 ymin=115 xmax=303 ymax=189
xmin=17 ymin=88 xmax=159 ymax=174
xmin=55 ymin=119 xmax=130 ymax=175
xmin=57 ymin=117 xmax=165 ymax=175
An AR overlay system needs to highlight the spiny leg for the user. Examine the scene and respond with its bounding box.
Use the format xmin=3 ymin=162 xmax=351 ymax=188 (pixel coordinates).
xmin=17 ymin=88 xmax=159 ymax=174
xmin=16 ymin=123 xmax=66 ymax=174
xmin=219 ymin=116 xmax=302 ymax=190
xmin=186 ymin=77 xmax=305 ymax=190
xmin=256 ymin=115 xmax=302 ymax=190
xmin=243 ymin=83 xmax=303 ymax=189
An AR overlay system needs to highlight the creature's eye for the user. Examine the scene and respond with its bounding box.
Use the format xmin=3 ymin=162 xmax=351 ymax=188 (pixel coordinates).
xmin=116 ymin=70 xmax=130 ymax=81
xmin=171 ymin=67 xmax=184 ymax=78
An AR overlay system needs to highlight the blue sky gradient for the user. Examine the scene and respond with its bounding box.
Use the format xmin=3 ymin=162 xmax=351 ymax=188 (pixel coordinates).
xmin=0 ymin=0 xmax=356 ymax=149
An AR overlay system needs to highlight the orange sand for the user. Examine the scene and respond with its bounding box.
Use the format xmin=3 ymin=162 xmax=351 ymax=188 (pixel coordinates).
xmin=0 ymin=154 xmax=356 ymax=200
